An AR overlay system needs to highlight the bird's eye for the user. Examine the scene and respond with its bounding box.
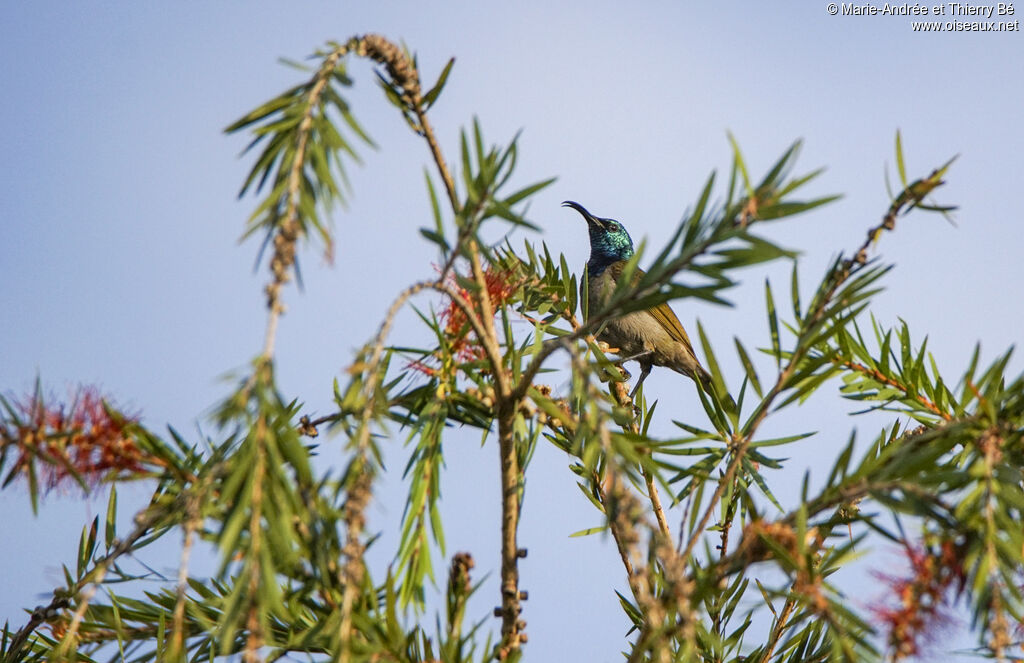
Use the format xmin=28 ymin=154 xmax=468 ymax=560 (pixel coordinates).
xmin=607 ymin=222 xmax=619 ymax=232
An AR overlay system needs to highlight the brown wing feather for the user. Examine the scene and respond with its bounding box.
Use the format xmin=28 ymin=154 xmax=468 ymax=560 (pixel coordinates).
xmin=607 ymin=262 xmax=698 ymax=356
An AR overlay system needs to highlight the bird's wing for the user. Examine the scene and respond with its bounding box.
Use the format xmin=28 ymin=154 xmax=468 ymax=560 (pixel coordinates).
xmin=608 ymin=262 xmax=698 ymax=357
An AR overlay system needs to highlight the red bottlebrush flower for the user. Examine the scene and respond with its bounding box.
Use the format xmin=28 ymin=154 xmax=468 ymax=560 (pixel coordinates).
xmin=440 ymin=266 xmax=516 ymax=362
xmin=406 ymin=264 xmax=517 ymax=376
xmin=869 ymin=538 xmax=966 ymax=660
xmin=1 ymin=385 xmax=147 ymax=492
xmin=405 ymin=359 xmax=439 ymax=378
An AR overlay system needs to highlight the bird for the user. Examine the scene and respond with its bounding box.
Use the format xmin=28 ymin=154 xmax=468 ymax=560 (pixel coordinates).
xmin=563 ymin=200 xmax=718 ymax=401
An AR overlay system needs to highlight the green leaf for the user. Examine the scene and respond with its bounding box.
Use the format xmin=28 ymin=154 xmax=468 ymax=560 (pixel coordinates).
xmin=78 ymin=517 xmax=99 ymax=579
xmin=420 ymin=228 xmax=449 ymax=251
xmin=728 ymin=132 xmax=754 ymax=199
xmin=758 ymin=139 xmax=801 ymax=191
xmin=894 ymin=130 xmax=908 ymax=188
xmin=790 ymin=260 xmax=802 ymax=323
xmin=743 ymin=458 xmax=783 ymax=512
xmin=224 ymin=84 xmax=306 ymax=133
xmin=757 ymin=195 xmax=842 ymax=220
xmin=105 ymin=485 xmax=118 ymax=549
xmin=697 ymin=321 xmax=726 ymax=396
xmin=569 ymin=525 xmax=608 ymax=537
xmin=503 ymin=177 xmax=556 ymax=207
xmin=423 ymin=57 xmax=455 ymax=108
xmin=765 ymin=278 xmax=781 ymax=368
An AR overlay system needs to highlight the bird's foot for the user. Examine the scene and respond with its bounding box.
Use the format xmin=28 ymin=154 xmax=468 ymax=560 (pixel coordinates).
xmin=628 ymin=364 xmax=653 ymax=402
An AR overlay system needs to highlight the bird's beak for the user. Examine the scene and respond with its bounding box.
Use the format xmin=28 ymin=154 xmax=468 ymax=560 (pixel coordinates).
xmin=562 ymin=200 xmax=604 ymax=228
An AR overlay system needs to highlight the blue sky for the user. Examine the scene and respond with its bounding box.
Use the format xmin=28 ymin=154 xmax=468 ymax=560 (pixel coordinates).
xmin=2 ymin=2 xmax=1022 ymax=660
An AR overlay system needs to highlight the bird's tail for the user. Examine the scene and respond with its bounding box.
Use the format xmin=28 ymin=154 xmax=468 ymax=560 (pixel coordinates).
xmin=695 ymin=366 xmax=736 ymax=410
xmin=695 ymin=367 xmax=715 ymax=394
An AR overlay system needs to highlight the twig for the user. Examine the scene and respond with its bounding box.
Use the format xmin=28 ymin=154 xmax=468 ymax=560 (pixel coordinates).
xmin=338 ymin=466 xmax=373 ymax=663
xmin=352 ymin=278 xmax=501 ymax=450
xmin=437 ymin=165 xmax=493 ymax=283
xmin=838 ymin=359 xmax=953 ymax=421
xmin=243 ymin=417 xmax=268 ymax=663
xmin=469 ymin=241 xmax=511 ymax=398
xmin=415 ymin=105 xmax=457 ymax=212
xmin=759 ymin=595 xmax=797 ymax=663
xmin=261 ymin=45 xmax=347 ymax=361
xmin=713 ymin=476 xmax=955 ymax=582
xmin=718 ymin=481 xmax=739 ymax=559
xmin=3 ymin=458 xmax=225 ymax=663
xmin=4 ymin=598 xmax=70 ymax=662
xmin=981 ymin=428 xmax=1010 ymax=661
xmin=593 ymin=469 xmax=646 ymax=604
xmin=445 ymin=553 xmax=474 ymax=648
xmin=608 ymin=380 xmax=672 ymax=543
xmin=358 ymin=33 xmax=462 ymax=278
xmin=353 ymin=281 xmax=432 ymax=450
xmin=467 ymin=236 xmax=523 ymax=655
xmin=170 ymin=497 xmax=200 ymax=659
xmin=42 ymin=495 xmax=181 ymax=661
xmin=680 ymin=435 xmax=751 ymax=562
xmin=711 ymin=481 xmax=740 ymax=636
xmin=495 ymin=405 xmax=524 ymax=656
xmin=645 ymin=470 xmax=672 ymax=543
xmin=53 ymin=566 xmax=107 ymax=661
xmin=332 ymin=40 xmax=524 ymax=656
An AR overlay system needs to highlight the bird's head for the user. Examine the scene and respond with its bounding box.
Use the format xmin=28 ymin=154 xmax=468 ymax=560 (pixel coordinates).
xmin=562 ymin=201 xmax=635 ymax=266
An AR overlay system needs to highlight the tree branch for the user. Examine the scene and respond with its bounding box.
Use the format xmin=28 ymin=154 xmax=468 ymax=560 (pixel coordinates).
xmin=679 ymin=191 xmax=921 ymax=562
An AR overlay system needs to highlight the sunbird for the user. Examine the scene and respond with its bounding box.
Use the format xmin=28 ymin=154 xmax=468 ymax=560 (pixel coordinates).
xmin=563 ymin=200 xmax=716 ymax=400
